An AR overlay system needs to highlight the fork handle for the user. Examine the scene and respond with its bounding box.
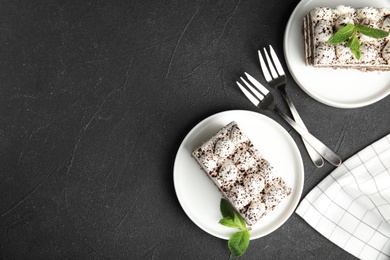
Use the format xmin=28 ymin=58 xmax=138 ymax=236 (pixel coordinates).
xmin=283 ymin=93 xmax=324 ymax=168
xmin=274 ymin=107 xmax=342 ymax=166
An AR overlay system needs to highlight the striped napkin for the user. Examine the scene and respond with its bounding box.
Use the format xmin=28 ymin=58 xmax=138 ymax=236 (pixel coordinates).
xmin=296 ymin=134 xmax=390 ymax=260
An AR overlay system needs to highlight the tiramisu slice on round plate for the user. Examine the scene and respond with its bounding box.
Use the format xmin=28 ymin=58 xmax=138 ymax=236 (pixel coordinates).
xmin=303 ymin=5 xmax=390 ymax=71
xmin=192 ymin=121 xmax=291 ymax=226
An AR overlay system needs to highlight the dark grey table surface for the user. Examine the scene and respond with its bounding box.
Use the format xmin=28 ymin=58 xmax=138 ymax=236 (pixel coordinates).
xmin=1 ymin=0 xmax=389 ymax=259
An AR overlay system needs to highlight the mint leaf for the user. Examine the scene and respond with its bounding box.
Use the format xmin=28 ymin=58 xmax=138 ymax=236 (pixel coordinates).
xmin=233 ymin=212 xmax=247 ymax=231
xmin=219 ymin=217 xmax=239 ymax=229
xmin=220 ymin=198 xmax=236 ymax=219
xmin=356 ymin=24 xmax=389 ymax=38
xmin=348 ymin=36 xmax=360 ymax=60
xmin=228 ymin=230 xmax=250 ymax=258
xmin=327 ymin=24 xmax=355 ymax=44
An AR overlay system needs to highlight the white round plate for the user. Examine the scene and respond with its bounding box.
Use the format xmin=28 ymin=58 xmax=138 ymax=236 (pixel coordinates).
xmin=284 ymin=0 xmax=390 ymax=108
xmin=173 ymin=110 xmax=304 ymax=240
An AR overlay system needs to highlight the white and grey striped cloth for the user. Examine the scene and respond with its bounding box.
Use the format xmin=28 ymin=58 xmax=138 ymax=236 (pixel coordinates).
xmin=296 ymin=134 xmax=390 ymax=260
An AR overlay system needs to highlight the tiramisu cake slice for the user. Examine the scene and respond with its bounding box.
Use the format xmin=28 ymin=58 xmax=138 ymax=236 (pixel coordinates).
xmin=303 ymin=5 xmax=390 ymax=71
xmin=192 ymin=122 xmax=291 ymax=226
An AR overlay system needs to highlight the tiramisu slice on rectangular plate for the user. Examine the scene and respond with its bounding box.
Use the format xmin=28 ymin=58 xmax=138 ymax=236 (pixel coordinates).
xmin=192 ymin=121 xmax=291 ymax=226
xmin=303 ymin=5 xmax=390 ymax=71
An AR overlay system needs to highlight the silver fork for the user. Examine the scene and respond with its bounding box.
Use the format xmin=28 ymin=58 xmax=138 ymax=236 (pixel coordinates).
xmin=236 ymin=72 xmax=342 ymax=167
xmin=258 ymin=45 xmax=324 ymax=168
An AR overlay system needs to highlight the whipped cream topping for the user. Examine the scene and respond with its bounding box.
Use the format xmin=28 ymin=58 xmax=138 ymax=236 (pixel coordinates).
xmin=257 ymin=158 xmax=273 ymax=180
xmin=198 ymin=153 xmax=218 ymax=172
xmin=310 ymin=7 xmax=333 ymax=22
xmin=230 ymin=126 xmax=248 ymax=145
xmin=335 ymin=5 xmax=355 ymax=15
xmin=335 ymin=15 xmax=355 ymax=30
xmin=314 ymin=44 xmax=335 ymax=65
xmin=263 ymin=184 xmax=289 ymax=208
xmin=229 ymin=184 xmax=251 ymax=210
xmin=382 ymin=16 xmax=390 ymax=36
xmin=218 ymin=160 xmax=238 ymax=184
xmin=336 ymin=44 xmax=356 ymax=63
xmin=245 ymin=202 xmax=266 ymax=225
xmin=244 ymin=174 xmax=265 ymax=195
xmin=381 ymin=8 xmax=390 ymax=16
xmin=382 ymin=41 xmax=390 ymax=62
xmin=356 ymin=7 xmax=381 ymax=21
xmin=314 ymin=21 xmax=333 ymax=42
xmin=360 ymin=43 xmax=379 ymax=63
xmin=233 ymin=148 xmax=257 ymax=172
xmin=214 ymin=139 xmax=235 ymax=158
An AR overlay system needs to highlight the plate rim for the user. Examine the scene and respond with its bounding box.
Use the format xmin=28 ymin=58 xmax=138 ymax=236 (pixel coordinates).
xmin=283 ymin=0 xmax=390 ymax=108
xmin=173 ymin=110 xmax=304 ymax=240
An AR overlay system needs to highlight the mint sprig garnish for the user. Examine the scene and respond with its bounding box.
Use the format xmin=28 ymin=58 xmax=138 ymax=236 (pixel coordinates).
xmin=219 ymin=199 xmax=251 ymax=258
xmin=327 ymin=24 xmax=389 ymax=60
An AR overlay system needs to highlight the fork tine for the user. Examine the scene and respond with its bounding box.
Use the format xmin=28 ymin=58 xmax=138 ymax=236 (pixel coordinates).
xmin=236 ymin=81 xmax=259 ymax=106
xmin=263 ymin=47 xmax=278 ymax=79
xmin=269 ymin=45 xmax=285 ymax=76
xmin=244 ymin=72 xmax=269 ymax=95
xmin=258 ymin=50 xmax=272 ymax=82
xmin=240 ymin=77 xmax=265 ymax=100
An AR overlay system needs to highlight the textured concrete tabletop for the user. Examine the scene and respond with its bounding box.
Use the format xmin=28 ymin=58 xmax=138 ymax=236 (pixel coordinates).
xmin=1 ymin=0 xmax=389 ymax=259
